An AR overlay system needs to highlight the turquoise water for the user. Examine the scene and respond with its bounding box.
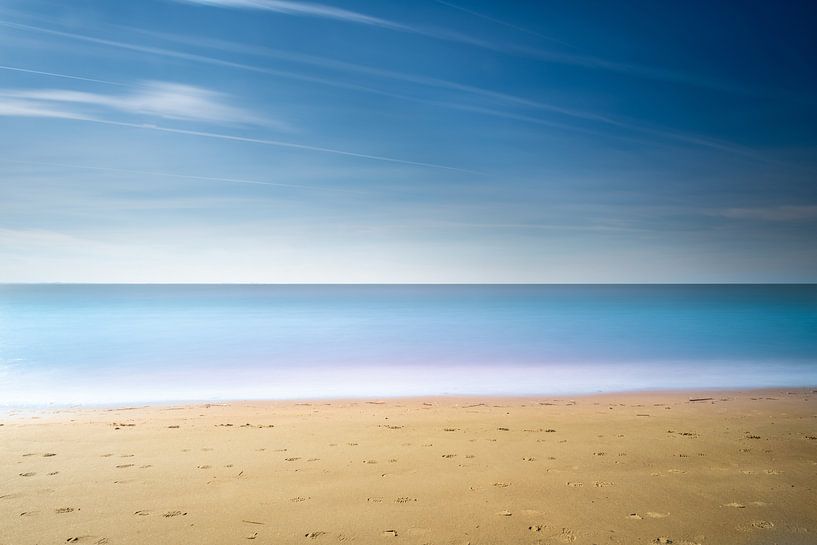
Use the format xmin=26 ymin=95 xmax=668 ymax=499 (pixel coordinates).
xmin=0 ymin=284 xmax=816 ymax=405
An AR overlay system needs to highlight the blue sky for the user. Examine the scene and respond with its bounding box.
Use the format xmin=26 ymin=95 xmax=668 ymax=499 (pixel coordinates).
xmin=1 ymin=0 xmax=816 ymax=282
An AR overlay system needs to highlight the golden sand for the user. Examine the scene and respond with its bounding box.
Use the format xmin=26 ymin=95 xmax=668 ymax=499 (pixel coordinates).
xmin=1 ymin=389 xmax=816 ymax=544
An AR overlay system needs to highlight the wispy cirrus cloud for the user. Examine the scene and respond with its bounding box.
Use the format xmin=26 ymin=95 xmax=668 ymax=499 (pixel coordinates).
xmin=0 ymin=98 xmax=89 ymax=120
xmin=76 ymin=26 xmax=765 ymax=161
xmin=174 ymin=0 xmax=406 ymax=30
xmin=0 ymin=86 xmax=478 ymax=174
xmin=0 ymin=19 xmax=767 ymax=160
xmin=719 ymin=205 xmax=817 ymax=222
xmin=170 ymin=0 xmax=751 ymax=95
xmin=0 ymin=81 xmax=282 ymax=128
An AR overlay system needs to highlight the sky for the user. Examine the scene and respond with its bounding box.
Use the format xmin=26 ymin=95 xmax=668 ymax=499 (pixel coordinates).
xmin=0 ymin=0 xmax=816 ymax=283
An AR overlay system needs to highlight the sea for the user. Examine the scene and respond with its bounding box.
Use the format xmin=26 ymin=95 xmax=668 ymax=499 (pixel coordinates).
xmin=0 ymin=284 xmax=815 ymax=406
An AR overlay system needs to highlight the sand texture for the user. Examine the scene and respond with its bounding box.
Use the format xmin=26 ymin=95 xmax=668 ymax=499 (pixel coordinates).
xmin=1 ymin=389 xmax=816 ymax=544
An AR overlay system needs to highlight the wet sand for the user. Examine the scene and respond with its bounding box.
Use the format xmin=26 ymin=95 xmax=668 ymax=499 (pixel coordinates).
xmin=1 ymin=389 xmax=816 ymax=544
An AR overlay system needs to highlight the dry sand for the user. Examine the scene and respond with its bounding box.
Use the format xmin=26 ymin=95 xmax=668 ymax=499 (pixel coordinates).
xmin=1 ymin=389 xmax=816 ymax=545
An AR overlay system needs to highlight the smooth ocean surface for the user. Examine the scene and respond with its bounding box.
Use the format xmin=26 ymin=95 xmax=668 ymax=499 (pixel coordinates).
xmin=0 ymin=284 xmax=815 ymax=405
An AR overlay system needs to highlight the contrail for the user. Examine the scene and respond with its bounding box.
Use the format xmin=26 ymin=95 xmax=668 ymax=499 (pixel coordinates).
xmin=0 ymin=108 xmax=481 ymax=174
xmin=0 ymin=158 xmax=367 ymax=194
xmin=0 ymin=21 xmax=444 ymax=107
xmin=94 ymin=119 xmax=482 ymax=174
xmin=432 ymin=0 xmax=573 ymax=47
xmin=0 ymin=64 xmax=126 ymax=87
xmin=169 ymin=0 xmax=750 ymax=94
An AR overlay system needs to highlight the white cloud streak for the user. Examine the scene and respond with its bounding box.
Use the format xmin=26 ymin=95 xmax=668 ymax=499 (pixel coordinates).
xmin=0 ymin=81 xmax=280 ymax=128
xmin=0 ymin=98 xmax=90 ymax=120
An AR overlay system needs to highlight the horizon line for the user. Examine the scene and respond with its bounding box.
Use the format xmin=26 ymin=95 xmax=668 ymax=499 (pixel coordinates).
xmin=1 ymin=282 xmax=815 ymax=286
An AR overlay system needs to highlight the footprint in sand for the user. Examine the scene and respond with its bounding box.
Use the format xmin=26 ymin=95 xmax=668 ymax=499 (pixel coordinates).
xmin=493 ymin=482 xmax=510 ymax=487
xmin=441 ymin=454 xmax=456 ymax=458
xmin=162 ymin=510 xmax=187 ymax=517
xmin=290 ymin=497 xmax=308 ymax=503
xmin=557 ymin=528 xmax=577 ymax=543
xmin=394 ymin=497 xmax=416 ymax=503
xmin=19 ymin=472 xmax=36 ymax=477
xmin=55 ymin=507 xmax=76 ymax=514
xmin=627 ymin=513 xmax=643 ymax=520
xmin=43 ymin=453 xmax=57 ymax=457
xmin=134 ymin=510 xmax=150 ymax=516
xmin=116 ymin=464 xmax=134 ymax=469
xmin=496 ymin=510 xmax=512 ymax=516
xmin=737 ymin=517 xmax=771 ymax=531
xmin=566 ymin=481 xmax=583 ymax=487
xmin=529 ymin=525 xmax=545 ymax=532
xmin=304 ymin=531 xmax=326 ymax=539
xmin=645 ymin=512 xmax=670 ymax=518
xmin=593 ymin=481 xmax=614 ymax=487
xmin=383 ymin=530 xmax=398 ymax=537
xmin=750 ymin=520 xmax=774 ymax=529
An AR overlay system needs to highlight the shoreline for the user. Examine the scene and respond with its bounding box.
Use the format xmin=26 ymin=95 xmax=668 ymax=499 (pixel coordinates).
xmin=2 ymin=388 xmax=815 ymax=544
xmin=3 ymin=385 xmax=815 ymax=414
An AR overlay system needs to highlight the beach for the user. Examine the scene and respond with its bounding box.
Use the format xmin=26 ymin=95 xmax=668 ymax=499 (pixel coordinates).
xmin=1 ymin=389 xmax=816 ymax=545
